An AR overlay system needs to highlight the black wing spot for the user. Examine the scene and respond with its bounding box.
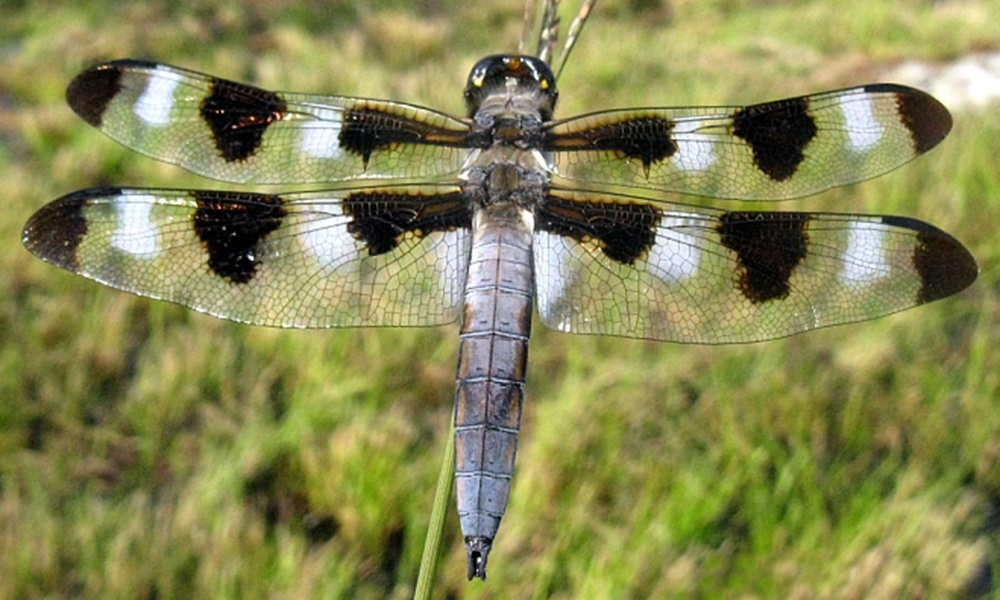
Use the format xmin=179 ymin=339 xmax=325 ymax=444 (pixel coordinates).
xmin=553 ymin=117 xmax=677 ymax=175
xmin=339 ymin=108 xmax=427 ymax=167
xmin=338 ymin=105 xmax=478 ymax=168
xmin=342 ymin=191 xmax=472 ymax=256
xmin=536 ymin=195 xmax=661 ymax=265
xmin=733 ymin=97 xmax=817 ymax=181
xmin=200 ymin=79 xmax=287 ymax=162
xmin=192 ymin=191 xmax=286 ymax=284
xmin=339 ymin=109 xmax=388 ymax=166
xmin=718 ymin=211 xmax=810 ymax=303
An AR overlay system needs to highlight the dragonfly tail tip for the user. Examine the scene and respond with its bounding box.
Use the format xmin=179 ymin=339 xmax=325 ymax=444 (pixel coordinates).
xmin=465 ymin=536 xmax=493 ymax=580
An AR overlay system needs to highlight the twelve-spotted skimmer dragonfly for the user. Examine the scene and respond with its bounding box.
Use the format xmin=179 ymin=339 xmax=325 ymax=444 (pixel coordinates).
xmin=22 ymin=50 xmax=976 ymax=579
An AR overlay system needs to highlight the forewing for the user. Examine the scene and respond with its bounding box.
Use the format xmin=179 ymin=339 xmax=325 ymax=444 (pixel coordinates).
xmin=545 ymin=84 xmax=951 ymax=200
xmin=67 ymin=59 xmax=474 ymax=184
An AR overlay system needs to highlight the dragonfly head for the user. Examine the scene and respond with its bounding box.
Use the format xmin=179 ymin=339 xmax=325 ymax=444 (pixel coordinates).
xmin=464 ymin=54 xmax=558 ymax=121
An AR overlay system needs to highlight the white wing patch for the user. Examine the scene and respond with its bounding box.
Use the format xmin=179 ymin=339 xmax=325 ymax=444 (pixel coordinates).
xmin=647 ymin=213 xmax=701 ymax=281
xmin=111 ymin=196 xmax=159 ymax=256
xmin=132 ymin=68 xmax=181 ymax=126
xmin=839 ymin=92 xmax=884 ymax=152
xmin=298 ymin=203 xmax=357 ymax=268
xmin=672 ymin=119 xmax=716 ymax=172
xmin=435 ymin=229 xmax=470 ymax=310
xmin=841 ymin=220 xmax=889 ymax=285
xmin=300 ymin=107 xmax=344 ymax=159
xmin=532 ymin=230 xmax=574 ymax=332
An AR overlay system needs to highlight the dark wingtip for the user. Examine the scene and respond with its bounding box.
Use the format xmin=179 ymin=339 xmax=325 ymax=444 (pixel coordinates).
xmin=881 ymin=215 xmax=978 ymax=304
xmin=65 ymin=60 xmax=161 ymax=127
xmin=861 ymin=84 xmax=952 ymax=154
xmin=66 ymin=62 xmax=124 ymax=128
xmin=896 ymin=87 xmax=952 ymax=155
xmin=465 ymin=536 xmax=492 ymax=580
xmin=914 ymin=227 xmax=978 ymax=304
xmin=22 ymin=188 xmax=116 ymax=271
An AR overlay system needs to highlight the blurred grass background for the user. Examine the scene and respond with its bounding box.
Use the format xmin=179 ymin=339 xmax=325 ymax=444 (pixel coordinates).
xmin=2 ymin=0 xmax=998 ymax=597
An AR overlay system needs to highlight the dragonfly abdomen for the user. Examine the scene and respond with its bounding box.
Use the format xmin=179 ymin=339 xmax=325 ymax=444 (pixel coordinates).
xmin=453 ymin=205 xmax=534 ymax=579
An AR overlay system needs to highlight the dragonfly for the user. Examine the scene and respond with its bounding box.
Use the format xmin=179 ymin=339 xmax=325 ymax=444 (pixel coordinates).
xmin=22 ymin=4 xmax=977 ymax=581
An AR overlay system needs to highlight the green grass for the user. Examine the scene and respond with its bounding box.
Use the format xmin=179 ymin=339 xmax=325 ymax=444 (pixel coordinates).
xmin=2 ymin=0 xmax=999 ymax=597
